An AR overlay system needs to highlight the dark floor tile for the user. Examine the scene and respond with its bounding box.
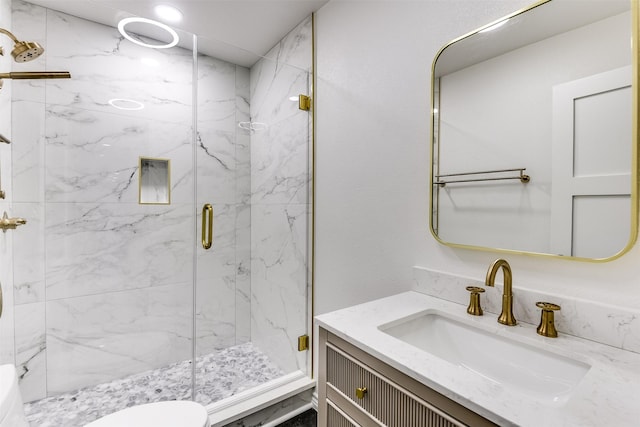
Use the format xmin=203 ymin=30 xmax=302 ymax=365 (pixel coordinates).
xmin=276 ymin=409 xmax=317 ymax=427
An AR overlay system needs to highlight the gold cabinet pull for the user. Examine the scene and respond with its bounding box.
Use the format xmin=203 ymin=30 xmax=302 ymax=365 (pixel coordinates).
xmin=355 ymin=387 xmax=367 ymax=399
xmin=202 ymin=204 xmax=213 ymax=249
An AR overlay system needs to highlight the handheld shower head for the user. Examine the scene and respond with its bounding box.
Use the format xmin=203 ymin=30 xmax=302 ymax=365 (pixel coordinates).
xmin=0 ymin=28 xmax=44 ymax=62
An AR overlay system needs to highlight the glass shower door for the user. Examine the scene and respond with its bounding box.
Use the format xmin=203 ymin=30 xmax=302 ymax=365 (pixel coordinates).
xmin=194 ymin=16 xmax=313 ymax=407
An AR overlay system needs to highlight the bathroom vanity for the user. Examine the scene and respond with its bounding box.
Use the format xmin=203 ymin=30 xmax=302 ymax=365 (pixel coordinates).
xmin=315 ymin=292 xmax=640 ymax=426
xmin=318 ymin=328 xmax=495 ymax=426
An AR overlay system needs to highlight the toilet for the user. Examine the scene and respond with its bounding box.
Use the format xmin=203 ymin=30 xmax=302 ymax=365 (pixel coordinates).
xmin=0 ymin=364 xmax=210 ymax=427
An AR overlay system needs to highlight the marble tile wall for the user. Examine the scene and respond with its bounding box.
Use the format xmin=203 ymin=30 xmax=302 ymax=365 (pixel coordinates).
xmin=249 ymin=16 xmax=312 ymax=374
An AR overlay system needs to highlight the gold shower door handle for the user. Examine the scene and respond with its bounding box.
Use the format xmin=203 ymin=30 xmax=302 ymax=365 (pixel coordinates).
xmin=202 ymin=204 xmax=213 ymax=249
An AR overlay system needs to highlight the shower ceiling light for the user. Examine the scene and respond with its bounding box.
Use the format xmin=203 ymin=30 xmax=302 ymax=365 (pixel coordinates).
xmin=154 ymin=5 xmax=183 ymax=23
xmin=118 ymin=17 xmax=179 ymax=49
xmin=108 ymin=98 xmax=145 ymax=111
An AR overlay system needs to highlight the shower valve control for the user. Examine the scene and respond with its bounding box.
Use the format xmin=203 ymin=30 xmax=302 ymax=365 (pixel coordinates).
xmin=0 ymin=211 xmax=27 ymax=232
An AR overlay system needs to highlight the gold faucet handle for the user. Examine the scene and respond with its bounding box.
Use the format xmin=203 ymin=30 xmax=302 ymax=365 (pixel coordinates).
xmin=536 ymin=302 xmax=561 ymax=338
xmin=536 ymin=302 xmax=561 ymax=311
xmin=466 ymin=286 xmax=485 ymax=316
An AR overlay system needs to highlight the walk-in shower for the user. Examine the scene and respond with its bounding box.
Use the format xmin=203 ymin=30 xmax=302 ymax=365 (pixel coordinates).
xmin=0 ymin=0 xmax=313 ymax=425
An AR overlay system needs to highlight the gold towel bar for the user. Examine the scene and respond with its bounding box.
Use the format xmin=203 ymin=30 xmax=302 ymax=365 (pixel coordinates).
xmin=435 ymin=168 xmax=530 ymax=186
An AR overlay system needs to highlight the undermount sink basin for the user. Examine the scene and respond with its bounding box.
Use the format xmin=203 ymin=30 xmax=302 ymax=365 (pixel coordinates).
xmin=378 ymin=310 xmax=591 ymax=404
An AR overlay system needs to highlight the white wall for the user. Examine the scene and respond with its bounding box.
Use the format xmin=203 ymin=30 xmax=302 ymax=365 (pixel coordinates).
xmin=314 ymin=0 xmax=640 ymax=316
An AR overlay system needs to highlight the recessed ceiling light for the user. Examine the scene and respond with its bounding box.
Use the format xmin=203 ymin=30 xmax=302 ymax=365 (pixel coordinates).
xmin=118 ymin=17 xmax=179 ymax=49
xmin=154 ymin=4 xmax=183 ymax=23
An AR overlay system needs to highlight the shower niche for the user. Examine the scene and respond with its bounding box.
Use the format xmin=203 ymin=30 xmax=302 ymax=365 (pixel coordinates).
xmin=139 ymin=157 xmax=170 ymax=205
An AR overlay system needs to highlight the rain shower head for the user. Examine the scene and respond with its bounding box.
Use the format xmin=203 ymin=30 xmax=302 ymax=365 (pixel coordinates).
xmin=11 ymin=40 xmax=44 ymax=62
xmin=0 ymin=28 xmax=44 ymax=62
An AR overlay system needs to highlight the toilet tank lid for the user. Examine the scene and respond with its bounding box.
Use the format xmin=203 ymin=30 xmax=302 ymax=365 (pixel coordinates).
xmin=84 ymin=400 xmax=209 ymax=427
xmin=0 ymin=364 xmax=20 ymax=423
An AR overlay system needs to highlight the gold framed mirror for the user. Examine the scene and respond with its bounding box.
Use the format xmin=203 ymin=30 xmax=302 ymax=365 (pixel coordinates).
xmin=430 ymin=0 xmax=638 ymax=261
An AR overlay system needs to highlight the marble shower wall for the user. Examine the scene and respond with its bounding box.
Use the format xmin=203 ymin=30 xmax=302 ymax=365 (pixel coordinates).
xmin=249 ymin=17 xmax=312 ymax=374
xmin=8 ymin=0 xmax=251 ymax=401
xmin=10 ymin=0 xmax=193 ymax=401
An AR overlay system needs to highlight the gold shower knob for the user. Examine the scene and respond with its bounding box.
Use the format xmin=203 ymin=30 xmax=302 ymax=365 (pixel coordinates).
xmin=0 ymin=211 xmax=27 ymax=232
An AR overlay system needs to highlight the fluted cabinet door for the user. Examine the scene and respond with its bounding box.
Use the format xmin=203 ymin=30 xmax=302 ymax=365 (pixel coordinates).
xmin=318 ymin=328 xmax=498 ymax=427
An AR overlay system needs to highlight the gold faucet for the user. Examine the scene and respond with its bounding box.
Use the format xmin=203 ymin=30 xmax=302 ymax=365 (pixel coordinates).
xmin=485 ymin=259 xmax=517 ymax=326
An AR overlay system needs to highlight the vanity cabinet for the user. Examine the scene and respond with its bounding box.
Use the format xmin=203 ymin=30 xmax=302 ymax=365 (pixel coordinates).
xmin=318 ymin=328 xmax=496 ymax=427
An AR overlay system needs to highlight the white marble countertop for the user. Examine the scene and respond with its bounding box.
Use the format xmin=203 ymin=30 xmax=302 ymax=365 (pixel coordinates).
xmin=315 ymin=291 xmax=640 ymax=427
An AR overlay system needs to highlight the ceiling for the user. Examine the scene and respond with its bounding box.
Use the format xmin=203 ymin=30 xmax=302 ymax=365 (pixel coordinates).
xmin=25 ymin=0 xmax=329 ymax=67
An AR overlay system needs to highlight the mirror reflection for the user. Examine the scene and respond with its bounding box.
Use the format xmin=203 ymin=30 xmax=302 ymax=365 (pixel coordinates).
xmin=431 ymin=0 xmax=636 ymax=260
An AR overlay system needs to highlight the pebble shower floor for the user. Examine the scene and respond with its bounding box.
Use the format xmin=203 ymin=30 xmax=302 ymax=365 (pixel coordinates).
xmin=23 ymin=342 xmax=284 ymax=426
